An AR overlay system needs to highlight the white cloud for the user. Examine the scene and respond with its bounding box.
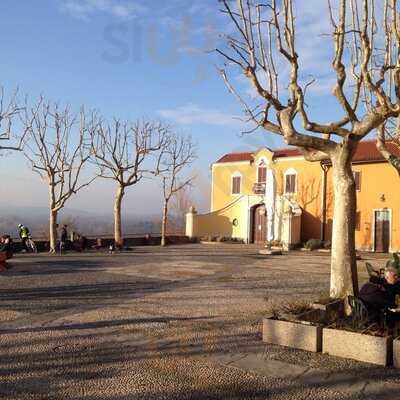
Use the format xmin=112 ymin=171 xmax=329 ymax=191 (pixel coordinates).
xmin=59 ymin=0 xmax=147 ymax=21
xmin=158 ymin=104 xmax=241 ymax=127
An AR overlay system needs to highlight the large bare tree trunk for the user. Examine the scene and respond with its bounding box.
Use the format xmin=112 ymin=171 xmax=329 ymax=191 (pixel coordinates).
xmin=161 ymin=200 xmax=168 ymax=247
xmin=114 ymin=185 xmax=125 ymax=248
xmin=330 ymin=144 xmax=359 ymax=299
xmin=49 ymin=209 xmax=58 ymax=253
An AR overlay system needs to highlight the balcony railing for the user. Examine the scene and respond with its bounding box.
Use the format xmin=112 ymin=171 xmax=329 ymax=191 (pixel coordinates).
xmin=253 ymin=182 xmax=266 ymax=195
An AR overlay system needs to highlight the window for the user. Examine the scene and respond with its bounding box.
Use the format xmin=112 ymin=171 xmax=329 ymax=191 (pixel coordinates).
xmin=285 ymin=174 xmax=296 ymax=194
xmin=355 ymin=211 xmax=361 ymax=231
xmin=232 ymin=174 xmax=241 ymax=194
xmin=257 ymin=162 xmax=267 ymax=184
xmin=354 ymin=171 xmax=361 ymax=191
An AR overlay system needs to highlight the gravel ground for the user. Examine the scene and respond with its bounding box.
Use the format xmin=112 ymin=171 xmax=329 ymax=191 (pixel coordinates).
xmin=0 ymin=244 xmax=398 ymax=399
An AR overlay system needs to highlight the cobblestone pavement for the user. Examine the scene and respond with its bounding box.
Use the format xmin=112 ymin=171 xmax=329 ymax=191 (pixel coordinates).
xmin=1 ymin=244 xmax=399 ymax=400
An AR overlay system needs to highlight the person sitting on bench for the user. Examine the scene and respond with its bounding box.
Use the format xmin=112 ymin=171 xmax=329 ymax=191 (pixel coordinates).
xmin=359 ymin=266 xmax=400 ymax=330
xmin=0 ymin=235 xmax=13 ymax=258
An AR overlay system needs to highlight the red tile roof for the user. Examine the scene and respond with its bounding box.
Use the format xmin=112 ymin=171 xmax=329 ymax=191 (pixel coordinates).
xmin=215 ymin=152 xmax=254 ymax=163
xmin=352 ymin=140 xmax=400 ymax=162
xmin=214 ymin=140 xmax=400 ymax=164
xmin=273 ymin=148 xmax=302 ymax=158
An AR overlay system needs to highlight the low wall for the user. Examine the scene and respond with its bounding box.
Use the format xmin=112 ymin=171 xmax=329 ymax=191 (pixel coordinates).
xmin=187 ymin=196 xmax=262 ymax=242
xmin=11 ymin=235 xmax=192 ymax=252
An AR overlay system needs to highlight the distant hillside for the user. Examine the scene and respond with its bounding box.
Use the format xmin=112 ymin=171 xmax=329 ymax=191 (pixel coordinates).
xmin=0 ymin=206 xmax=180 ymax=239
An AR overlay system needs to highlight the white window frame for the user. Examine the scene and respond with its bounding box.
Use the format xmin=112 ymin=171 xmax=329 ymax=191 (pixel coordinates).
xmin=284 ymin=168 xmax=297 ymax=195
xmin=231 ymin=171 xmax=242 ymax=195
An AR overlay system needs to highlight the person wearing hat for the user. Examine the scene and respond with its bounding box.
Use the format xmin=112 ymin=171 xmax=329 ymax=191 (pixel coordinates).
xmin=17 ymin=223 xmax=30 ymax=252
xmin=359 ymin=265 xmax=400 ymax=331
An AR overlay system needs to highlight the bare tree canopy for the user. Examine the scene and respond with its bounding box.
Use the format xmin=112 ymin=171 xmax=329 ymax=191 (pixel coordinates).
xmin=90 ymin=119 xmax=170 ymax=247
xmin=217 ymin=0 xmax=400 ymax=151
xmin=216 ymin=0 xmax=400 ymax=299
xmin=171 ymin=185 xmax=194 ymax=233
xmin=0 ymin=87 xmax=23 ymax=151
xmin=21 ymin=97 xmax=97 ymax=252
xmin=159 ymin=133 xmax=196 ymax=246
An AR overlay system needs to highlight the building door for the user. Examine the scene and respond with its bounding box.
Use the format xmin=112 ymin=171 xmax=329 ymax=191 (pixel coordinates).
xmin=252 ymin=204 xmax=267 ymax=244
xmin=374 ymin=210 xmax=390 ymax=252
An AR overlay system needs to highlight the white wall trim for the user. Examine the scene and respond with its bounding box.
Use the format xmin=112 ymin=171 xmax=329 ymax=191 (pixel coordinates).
xmin=211 ymin=165 xmax=214 ymax=212
xmin=274 ymin=156 xmax=304 ymax=162
xmin=212 ymin=161 xmax=252 ymax=168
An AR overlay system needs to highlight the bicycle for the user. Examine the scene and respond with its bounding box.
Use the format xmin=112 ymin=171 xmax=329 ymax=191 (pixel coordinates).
xmin=25 ymin=236 xmax=37 ymax=253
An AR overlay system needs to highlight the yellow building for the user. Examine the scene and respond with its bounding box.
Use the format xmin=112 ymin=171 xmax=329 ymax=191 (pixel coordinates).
xmin=186 ymin=140 xmax=400 ymax=252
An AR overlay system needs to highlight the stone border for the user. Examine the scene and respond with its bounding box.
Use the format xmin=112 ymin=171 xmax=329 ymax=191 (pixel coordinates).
xmin=392 ymin=337 xmax=400 ymax=368
xmin=323 ymin=328 xmax=393 ymax=366
xmin=263 ymin=318 xmax=322 ymax=353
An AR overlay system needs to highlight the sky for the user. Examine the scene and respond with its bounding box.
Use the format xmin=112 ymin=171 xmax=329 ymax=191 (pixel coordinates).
xmin=0 ymin=0 xmax=349 ymax=218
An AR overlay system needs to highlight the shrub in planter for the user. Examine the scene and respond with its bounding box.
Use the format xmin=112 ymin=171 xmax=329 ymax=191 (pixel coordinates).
xmin=305 ymin=238 xmax=323 ymax=251
xmin=323 ymin=240 xmax=331 ymax=249
xmin=201 ymin=235 xmax=217 ymax=242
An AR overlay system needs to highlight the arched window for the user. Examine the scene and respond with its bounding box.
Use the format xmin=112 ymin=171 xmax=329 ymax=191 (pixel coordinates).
xmin=284 ymin=168 xmax=297 ymax=194
xmin=231 ymin=171 xmax=242 ymax=195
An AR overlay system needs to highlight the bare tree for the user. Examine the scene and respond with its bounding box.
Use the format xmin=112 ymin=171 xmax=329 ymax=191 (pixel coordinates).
xmin=21 ymin=97 xmax=97 ymax=252
xmin=0 ymin=88 xmax=24 ymax=151
xmin=90 ymin=120 xmax=169 ymax=247
xmin=171 ymin=185 xmax=194 ymax=233
xmin=159 ymin=134 xmax=196 ymax=246
xmin=376 ymin=123 xmax=400 ymax=173
xmin=217 ymin=0 xmax=400 ymax=299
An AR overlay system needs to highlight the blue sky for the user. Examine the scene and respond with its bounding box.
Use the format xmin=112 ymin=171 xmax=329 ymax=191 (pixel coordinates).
xmin=0 ymin=0 xmax=342 ymax=217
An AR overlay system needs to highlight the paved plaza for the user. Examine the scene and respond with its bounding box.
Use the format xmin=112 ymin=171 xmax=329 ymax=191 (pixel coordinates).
xmin=1 ymin=244 xmax=400 ymax=399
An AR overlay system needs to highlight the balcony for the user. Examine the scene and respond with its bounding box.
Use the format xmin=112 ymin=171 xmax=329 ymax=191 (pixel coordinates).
xmin=253 ymin=182 xmax=266 ymax=195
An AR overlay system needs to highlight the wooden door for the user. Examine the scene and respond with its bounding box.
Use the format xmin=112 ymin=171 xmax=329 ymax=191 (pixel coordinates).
xmin=253 ymin=204 xmax=267 ymax=244
xmin=375 ymin=210 xmax=390 ymax=252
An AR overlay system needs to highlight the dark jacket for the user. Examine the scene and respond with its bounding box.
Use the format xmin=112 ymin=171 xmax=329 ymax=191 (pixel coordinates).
xmin=359 ymin=277 xmax=400 ymax=311
xmin=60 ymin=228 xmax=68 ymax=242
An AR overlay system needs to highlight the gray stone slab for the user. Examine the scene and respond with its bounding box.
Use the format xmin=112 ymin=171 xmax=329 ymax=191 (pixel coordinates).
xmin=263 ymin=318 xmax=322 ymax=352
xmin=233 ymin=353 xmax=309 ymax=380
xmin=393 ymin=338 xmax=400 ymax=368
xmin=323 ymin=328 xmax=392 ymax=366
xmin=363 ymin=381 xmax=400 ymax=400
xmin=213 ymin=351 xmax=368 ymax=397
xmin=301 ymin=369 xmax=366 ymax=395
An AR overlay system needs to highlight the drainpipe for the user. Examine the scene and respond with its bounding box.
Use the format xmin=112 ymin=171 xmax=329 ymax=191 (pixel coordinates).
xmin=320 ymin=161 xmax=330 ymax=242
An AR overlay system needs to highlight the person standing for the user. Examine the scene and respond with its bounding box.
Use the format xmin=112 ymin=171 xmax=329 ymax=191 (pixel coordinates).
xmin=60 ymin=225 xmax=68 ymax=254
xmin=18 ymin=224 xmax=30 ymax=252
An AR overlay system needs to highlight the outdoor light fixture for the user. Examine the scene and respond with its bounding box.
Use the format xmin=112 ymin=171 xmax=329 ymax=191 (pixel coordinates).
xmin=232 ymin=218 xmax=238 ymax=226
xmin=380 ymin=193 xmax=386 ymax=202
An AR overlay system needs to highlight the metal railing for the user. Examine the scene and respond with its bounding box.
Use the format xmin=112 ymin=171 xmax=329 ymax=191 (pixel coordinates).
xmin=253 ymin=182 xmax=266 ymax=195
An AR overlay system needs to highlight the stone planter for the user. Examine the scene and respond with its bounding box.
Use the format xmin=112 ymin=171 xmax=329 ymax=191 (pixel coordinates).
xmin=263 ymin=318 xmax=323 ymax=352
xmin=392 ymin=337 xmax=400 ymax=368
xmin=323 ymin=328 xmax=393 ymax=366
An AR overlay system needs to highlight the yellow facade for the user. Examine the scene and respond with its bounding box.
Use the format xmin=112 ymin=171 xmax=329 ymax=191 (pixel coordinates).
xmin=188 ymin=142 xmax=399 ymax=252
